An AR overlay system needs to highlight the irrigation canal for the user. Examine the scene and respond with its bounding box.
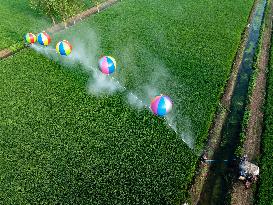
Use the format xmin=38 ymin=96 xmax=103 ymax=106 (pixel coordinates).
xmin=197 ymin=0 xmax=267 ymax=204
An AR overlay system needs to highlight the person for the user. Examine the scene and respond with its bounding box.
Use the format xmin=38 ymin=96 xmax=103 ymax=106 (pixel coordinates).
xmin=201 ymin=154 xmax=208 ymax=165
xmin=244 ymin=172 xmax=254 ymax=189
xmin=245 ymin=180 xmax=251 ymax=189
xmin=242 ymin=154 xmax=248 ymax=162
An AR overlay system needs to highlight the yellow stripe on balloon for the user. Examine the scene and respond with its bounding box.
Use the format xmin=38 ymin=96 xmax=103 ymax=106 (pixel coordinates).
xmin=64 ymin=43 xmax=71 ymax=55
xmin=56 ymin=43 xmax=60 ymax=53
xmin=42 ymin=35 xmax=47 ymax=45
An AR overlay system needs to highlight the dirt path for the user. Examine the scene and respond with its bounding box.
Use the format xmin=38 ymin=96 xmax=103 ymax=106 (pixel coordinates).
xmin=0 ymin=49 xmax=13 ymax=60
xmin=189 ymin=0 xmax=259 ymax=204
xmin=230 ymin=0 xmax=273 ymax=204
xmin=0 ymin=0 xmax=119 ymax=60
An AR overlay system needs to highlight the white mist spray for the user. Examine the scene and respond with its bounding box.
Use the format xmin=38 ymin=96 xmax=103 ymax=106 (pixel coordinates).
xmin=117 ymin=41 xmax=196 ymax=149
xmin=30 ymin=28 xmax=196 ymax=150
xmin=127 ymin=92 xmax=146 ymax=109
xmin=31 ymin=29 xmax=123 ymax=96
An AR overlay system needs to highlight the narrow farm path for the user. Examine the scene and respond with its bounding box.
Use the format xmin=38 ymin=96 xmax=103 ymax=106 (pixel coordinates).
xmin=230 ymin=0 xmax=273 ymax=204
xmin=0 ymin=0 xmax=119 ymax=60
xmin=189 ymin=0 xmax=260 ymax=204
xmin=0 ymin=48 xmax=13 ymax=60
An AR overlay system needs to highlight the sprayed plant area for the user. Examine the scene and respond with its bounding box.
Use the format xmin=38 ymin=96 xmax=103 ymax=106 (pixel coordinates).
xmin=0 ymin=0 xmax=258 ymax=204
xmin=43 ymin=0 xmax=254 ymax=151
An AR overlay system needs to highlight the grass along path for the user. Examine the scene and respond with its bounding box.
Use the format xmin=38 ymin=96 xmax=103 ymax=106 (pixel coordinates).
xmin=257 ymin=10 xmax=273 ymax=203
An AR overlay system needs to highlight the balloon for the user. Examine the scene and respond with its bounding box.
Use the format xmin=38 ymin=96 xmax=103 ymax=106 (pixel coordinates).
xmin=56 ymin=40 xmax=72 ymax=56
xmin=150 ymin=95 xmax=173 ymax=116
xmin=24 ymin=33 xmax=37 ymax=44
xmin=99 ymin=56 xmax=116 ymax=74
xmin=37 ymin=31 xmax=51 ymax=46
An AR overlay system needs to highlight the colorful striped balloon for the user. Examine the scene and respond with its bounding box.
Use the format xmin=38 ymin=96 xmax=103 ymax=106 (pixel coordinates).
xmin=56 ymin=40 xmax=72 ymax=56
xmin=99 ymin=56 xmax=116 ymax=74
xmin=37 ymin=31 xmax=51 ymax=46
xmin=150 ymin=95 xmax=173 ymax=116
xmin=24 ymin=33 xmax=37 ymax=44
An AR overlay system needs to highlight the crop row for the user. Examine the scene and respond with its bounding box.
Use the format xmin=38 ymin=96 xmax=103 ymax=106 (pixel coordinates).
xmin=257 ymin=32 xmax=273 ymax=205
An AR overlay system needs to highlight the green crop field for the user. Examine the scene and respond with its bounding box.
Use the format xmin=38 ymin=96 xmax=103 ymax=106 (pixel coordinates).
xmin=0 ymin=0 xmax=50 ymax=50
xmin=0 ymin=49 xmax=197 ymax=204
xmin=0 ymin=0 xmax=255 ymax=204
xmin=257 ymin=41 xmax=273 ymax=205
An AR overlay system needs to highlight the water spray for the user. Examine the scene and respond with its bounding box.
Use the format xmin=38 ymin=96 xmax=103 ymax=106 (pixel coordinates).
xmin=29 ymin=31 xmax=195 ymax=150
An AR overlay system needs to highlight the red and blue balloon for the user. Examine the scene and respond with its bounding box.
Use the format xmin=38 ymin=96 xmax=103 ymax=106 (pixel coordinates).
xmin=37 ymin=31 xmax=51 ymax=46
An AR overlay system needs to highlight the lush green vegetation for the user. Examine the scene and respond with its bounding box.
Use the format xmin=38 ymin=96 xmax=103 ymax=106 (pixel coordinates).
xmin=83 ymin=0 xmax=107 ymax=8
xmin=0 ymin=49 xmax=197 ymax=204
xmin=257 ymin=36 xmax=273 ymax=205
xmin=29 ymin=0 xmax=84 ymax=24
xmin=29 ymin=0 xmax=106 ymax=25
xmin=53 ymin=0 xmax=254 ymax=150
